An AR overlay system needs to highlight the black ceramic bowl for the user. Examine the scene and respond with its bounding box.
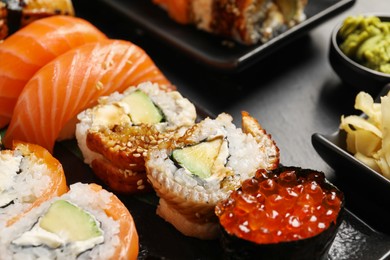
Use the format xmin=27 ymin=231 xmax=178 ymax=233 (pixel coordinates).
xmin=329 ymin=14 xmax=390 ymax=95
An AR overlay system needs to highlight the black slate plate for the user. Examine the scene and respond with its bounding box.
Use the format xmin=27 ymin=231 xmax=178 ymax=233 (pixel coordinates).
xmin=54 ymin=138 xmax=390 ymax=260
xmin=312 ymin=130 xmax=390 ymax=234
xmin=312 ymin=131 xmax=390 ymax=204
xmin=312 ymin=83 xmax=390 ymax=240
xmin=54 ymin=141 xmax=390 ymax=260
xmin=95 ymin=0 xmax=356 ymax=72
xmin=51 ymin=100 xmax=390 ymax=259
xmin=312 ymin=84 xmax=390 ymax=205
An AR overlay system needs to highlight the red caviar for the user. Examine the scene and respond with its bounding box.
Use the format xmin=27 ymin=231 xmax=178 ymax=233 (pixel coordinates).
xmin=215 ymin=168 xmax=342 ymax=244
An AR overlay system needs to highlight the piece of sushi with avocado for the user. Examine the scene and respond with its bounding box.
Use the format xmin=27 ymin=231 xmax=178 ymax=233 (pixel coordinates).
xmin=0 ymin=183 xmax=139 ymax=259
xmin=145 ymin=112 xmax=279 ymax=239
xmin=75 ymin=81 xmax=197 ymax=194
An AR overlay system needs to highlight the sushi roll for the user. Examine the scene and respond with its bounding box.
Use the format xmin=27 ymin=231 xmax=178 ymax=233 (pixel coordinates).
xmin=76 ymin=81 xmax=197 ymax=194
xmin=215 ymin=166 xmax=345 ymax=260
xmin=0 ymin=141 xmax=68 ymax=227
xmin=145 ymin=112 xmax=279 ymax=239
xmin=0 ymin=182 xmax=139 ymax=259
xmin=153 ymin=0 xmax=308 ymax=45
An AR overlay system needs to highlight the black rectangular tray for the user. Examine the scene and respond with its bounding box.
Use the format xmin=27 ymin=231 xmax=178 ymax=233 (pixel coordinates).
xmin=312 ymin=84 xmax=390 ymax=234
xmin=2 ymin=105 xmax=388 ymax=259
xmin=95 ymin=0 xmax=356 ymax=72
xmin=54 ymin=110 xmax=390 ymax=260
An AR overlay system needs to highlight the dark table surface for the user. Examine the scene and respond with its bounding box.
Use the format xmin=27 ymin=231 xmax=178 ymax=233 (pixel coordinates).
xmin=66 ymin=0 xmax=390 ymax=259
xmin=72 ymin=0 xmax=382 ymax=173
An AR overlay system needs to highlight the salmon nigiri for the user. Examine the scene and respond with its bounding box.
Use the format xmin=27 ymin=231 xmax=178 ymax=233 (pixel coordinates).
xmin=0 ymin=15 xmax=107 ymax=128
xmin=3 ymin=39 xmax=173 ymax=153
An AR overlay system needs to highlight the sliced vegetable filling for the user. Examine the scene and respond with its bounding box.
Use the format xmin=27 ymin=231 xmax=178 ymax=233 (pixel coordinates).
xmin=13 ymin=200 xmax=104 ymax=255
xmin=121 ymin=90 xmax=164 ymax=125
xmin=172 ymin=138 xmax=224 ymax=179
xmin=39 ymin=200 xmax=103 ymax=241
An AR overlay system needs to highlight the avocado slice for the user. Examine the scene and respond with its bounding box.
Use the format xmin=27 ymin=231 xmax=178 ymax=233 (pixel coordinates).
xmin=122 ymin=90 xmax=163 ymax=125
xmin=39 ymin=200 xmax=103 ymax=242
xmin=172 ymin=138 xmax=223 ymax=179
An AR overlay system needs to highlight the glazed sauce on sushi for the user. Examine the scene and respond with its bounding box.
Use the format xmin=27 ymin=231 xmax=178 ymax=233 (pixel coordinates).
xmin=216 ymin=167 xmax=343 ymax=244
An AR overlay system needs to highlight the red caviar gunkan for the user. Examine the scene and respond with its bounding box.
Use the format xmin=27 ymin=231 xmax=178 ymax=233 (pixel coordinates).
xmin=215 ymin=167 xmax=343 ymax=244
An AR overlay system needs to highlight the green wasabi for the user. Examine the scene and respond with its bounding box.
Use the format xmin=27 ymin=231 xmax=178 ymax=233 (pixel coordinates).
xmin=338 ymin=15 xmax=390 ymax=74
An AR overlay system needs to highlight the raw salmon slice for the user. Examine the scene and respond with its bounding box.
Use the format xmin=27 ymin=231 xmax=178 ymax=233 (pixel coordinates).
xmin=0 ymin=15 xmax=107 ymax=128
xmin=89 ymin=183 xmax=139 ymax=259
xmin=3 ymin=39 xmax=173 ymax=153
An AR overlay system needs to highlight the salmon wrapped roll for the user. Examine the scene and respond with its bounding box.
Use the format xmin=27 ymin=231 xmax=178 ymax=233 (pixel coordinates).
xmin=145 ymin=112 xmax=279 ymax=239
xmin=0 ymin=183 xmax=139 ymax=260
xmin=76 ymin=81 xmax=197 ymax=194
xmin=0 ymin=141 xmax=68 ymax=227
xmin=153 ymin=0 xmax=308 ymax=45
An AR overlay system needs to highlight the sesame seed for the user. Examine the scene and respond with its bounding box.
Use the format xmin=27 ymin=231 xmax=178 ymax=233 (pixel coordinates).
xmin=95 ymin=81 xmax=104 ymax=90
